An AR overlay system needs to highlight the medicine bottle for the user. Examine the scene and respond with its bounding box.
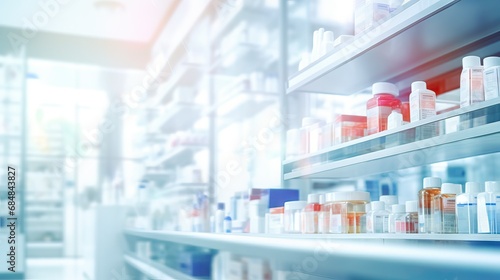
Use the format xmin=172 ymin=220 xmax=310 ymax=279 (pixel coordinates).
xmin=367 ymin=201 xmax=390 ymax=233
xmin=284 ymin=201 xmax=307 ymax=234
xmin=303 ymin=194 xmax=321 ymax=234
xmin=418 ymin=177 xmax=442 ymax=233
xmin=456 ymin=182 xmax=482 ymax=234
xmin=483 ymin=56 xmax=500 ymax=100
xmin=432 ymin=183 xmax=462 ymax=234
xmin=409 ymin=81 xmax=436 ymax=122
xmin=477 ymin=181 xmax=500 ymax=234
xmin=366 ymin=82 xmax=401 ymax=135
xmin=389 ymin=204 xmax=406 ymax=233
xmin=460 ymin=55 xmax=484 ymax=107
xmin=404 ymin=201 xmax=419 ymax=233
xmin=324 ymin=192 xmax=370 ymax=234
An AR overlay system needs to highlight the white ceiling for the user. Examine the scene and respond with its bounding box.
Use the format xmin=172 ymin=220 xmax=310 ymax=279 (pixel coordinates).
xmin=0 ymin=0 xmax=175 ymax=42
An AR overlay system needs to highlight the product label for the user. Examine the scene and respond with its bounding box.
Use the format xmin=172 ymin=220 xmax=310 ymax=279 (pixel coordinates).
xmin=460 ymin=68 xmax=484 ymax=107
xmin=457 ymin=203 xmax=478 ymax=234
xmin=410 ymin=92 xmax=436 ymax=122
xmin=484 ymin=68 xmax=500 ymax=100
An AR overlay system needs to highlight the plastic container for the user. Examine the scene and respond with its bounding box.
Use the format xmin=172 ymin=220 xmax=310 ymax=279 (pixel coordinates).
xmin=389 ymin=204 xmax=406 ymax=233
xmin=367 ymin=201 xmax=390 ymax=233
xmin=432 ymin=183 xmax=462 ymax=234
xmin=302 ymin=194 xmax=322 ymax=234
xmin=404 ymin=201 xmax=419 ymax=233
xmin=418 ymin=177 xmax=442 ymax=233
xmin=456 ymin=182 xmax=482 ymax=234
xmin=324 ymin=191 xmax=370 ymax=234
xmin=367 ymin=82 xmax=401 ymax=135
xmin=477 ymin=181 xmax=500 ymax=234
xmin=483 ymin=56 xmax=500 ymax=100
xmin=265 ymin=207 xmax=283 ymax=234
xmin=333 ymin=115 xmax=367 ymax=144
xmin=284 ymin=201 xmax=307 ymax=233
xmin=409 ymin=81 xmax=436 ymax=122
xmin=380 ymin=195 xmax=398 ymax=212
xmin=460 ymin=56 xmax=484 ymax=108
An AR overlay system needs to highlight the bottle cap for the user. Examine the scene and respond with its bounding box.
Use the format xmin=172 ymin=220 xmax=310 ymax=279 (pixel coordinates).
xmin=392 ymin=204 xmax=406 ymax=213
xmin=370 ymin=201 xmax=385 ymax=211
xmin=462 ymin=56 xmax=481 ymax=68
xmin=284 ymin=200 xmax=307 ymax=211
xmin=302 ymin=117 xmax=319 ymax=127
xmin=411 ymin=81 xmax=427 ymax=92
xmin=484 ymin=56 xmax=500 ymax=69
xmin=380 ymin=195 xmax=398 ymax=206
xmin=325 ymin=191 xmax=371 ymax=202
xmin=372 ymin=82 xmax=399 ymax=96
xmin=423 ymin=177 xmax=442 ymax=189
xmin=465 ymin=182 xmax=482 ymax=194
xmin=217 ymin=202 xmax=225 ymax=211
xmin=307 ymin=193 xmax=321 ymax=204
xmin=405 ymin=201 xmax=418 ymax=212
xmin=485 ymin=181 xmax=500 ymax=192
xmin=441 ymin=183 xmax=462 ymax=194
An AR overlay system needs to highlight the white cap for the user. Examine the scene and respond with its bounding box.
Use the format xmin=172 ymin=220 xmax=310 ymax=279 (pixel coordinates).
xmin=325 ymin=191 xmax=371 ymax=202
xmin=319 ymin=194 xmax=325 ymax=205
xmin=302 ymin=117 xmax=319 ymax=127
xmin=441 ymin=183 xmax=462 ymax=195
xmin=483 ymin=56 xmax=500 ymax=69
xmin=372 ymin=82 xmax=399 ymax=96
xmin=405 ymin=201 xmax=418 ymax=212
xmin=423 ymin=177 xmax=442 ymax=189
xmin=307 ymin=194 xmax=320 ymax=204
xmin=411 ymin=81 xmax=427 ymax=92
xmin=485 ymin=181 xmax=500 ymax=193
xmin=392 ymin=204 xmax=406 ymax=213
xmin=323 ymin=31 xmax=334 ymax=43
xmin=284 ymin=201 xmax=307 ymax=211
xmin=380 ymin=195 xmax=398 ymax=206
xmin=462 ymin=56 xmax=481 ymax=68
xmin=371 ymin=201 xmax=385 ymax=211
xmin=465 ymin=182 xmax=482 ymax=194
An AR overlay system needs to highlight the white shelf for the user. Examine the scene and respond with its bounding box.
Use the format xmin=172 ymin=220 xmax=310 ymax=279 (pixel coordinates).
xmin=124 ymin=229 xmax=500 ymax=280
xmin=284 ymin=99 xmax=500 ymax=179
xmin=124 ymin=254 xmax=204 ymax=280
xmin=287 ymin=0 xmax=500 ymax=95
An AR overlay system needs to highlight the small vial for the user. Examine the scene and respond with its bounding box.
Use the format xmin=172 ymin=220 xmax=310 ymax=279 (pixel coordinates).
xmin=418 ymin=177 xmax=442 ymax=233
xmin=367 ymin=201 xmax=389 ymax=233
xmin=456 ymin=182 xmax=482 ymax=234
xmin=380 ymin=195 xmax=398 ymax=212
xmin=389 ymin=204 xmax=406 ymax=233
xmin=303 ymin=194 xmax=321 ymax=234
xmin=433 ymin=183 xmax=462 ymax=234
xmin=404 ymin=201 xmax=419 ymax=234
xmin=477 ymin=181 xmax=500 ymax=234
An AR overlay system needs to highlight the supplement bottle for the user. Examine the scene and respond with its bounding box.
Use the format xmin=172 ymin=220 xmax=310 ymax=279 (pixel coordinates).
xmin=483 ymin=56 xmax=500 ymax=100
xmin=409 ymin=81 xmax=436 ymax=122
xmin=456 ymin=182 xmax=482 ymax=234
xmin=367 ymin=82 xmax=401 ymax=135
xmin=404 ymin=201 xmax=419 ymax=233
xmin=303 ymin=194 xmax=321 ymax=234
xmin=324 ymin=191 xmax=370 ymax=234
xmin=477 ymin=181 xmax=500 ymax=234
xmin=418 ymin=177 xmax=442 ymax=233
xmin=284 ymin=201 xmax=307 ymax=234
xmin=460 ymin=55 xmax=484 ymax=107
xmin=433 ymin=183 xmax=462 ymax=234
xmin=367 ymin=201 xmax=390 ymax=233
xmin=388 ymin=204 xmax=405 ymax=233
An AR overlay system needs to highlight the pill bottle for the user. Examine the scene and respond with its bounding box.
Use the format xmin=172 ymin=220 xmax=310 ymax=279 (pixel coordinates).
xmin=456 ymin=182 xmax=482 ymax=234
xmin=477 ymin=181 xmax=500 ymax=234
xmin=432 ymin=183 xmax=462 ymax=234
xmin=389 ymin=204 xmax=406 ymax=233
xmin=367 ymin=201 xmax=390 ymax=233
xmin=302 ymin=194 xmax=321 ymax=234
xmin=418 ymin=177 xmax=442 ymax=233
xmin=324 ymin=191 xmax=370 ymax=234
xmin=367 ymin=82 xmax=401 ymax=135
xmin=284 ymin=201 xmax=307 ymax=234
xmin=404 ymin=201 xmax=419 ymax=233
xmin=484 ymin=56 xmax=500 ymax=100
xmin=409 ymin=81 xmax=436 ymax=122
xmin=460 ymin=55 xmax=484 ymax=107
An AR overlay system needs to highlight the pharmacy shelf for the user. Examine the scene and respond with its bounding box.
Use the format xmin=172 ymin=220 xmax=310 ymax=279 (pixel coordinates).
xmin=124 ymin=229 xmax=500 ymax=280
xmin=124 ymin=254 xmax=205 ymax=280
xmin=283 ymin=99 xmax=500 ymax=179
xmin=211 ymin=43 xmax=277 ymax=76
xmin=147 ymin=146 xmax=205 ymax=168
xmin=287 ymin=0 xmax=500 ymax=95
xmin=148 ymin=63 xmax=203 ymax=108
xmin=150 ymin=103 xmax=201 ymax=133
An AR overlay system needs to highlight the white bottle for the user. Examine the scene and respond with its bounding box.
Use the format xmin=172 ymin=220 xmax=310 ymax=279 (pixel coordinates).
xmin=483 ymin=56 xmax=500 ymax=100
xmin=387 ymin=110 xmax=404 ymax=130
xmin=409 ymin=81 xmax=436 ymax=122
xmin=460 ymin=56 xmax=484 ymax=108
xmin=319 ymin=31 xmax=334 ymax=57
xmin=388 ymin=204 xmax=406 ymax=233
xmin=380 ymin=195 xmax=398 ymax=212
xmin=367 ymin=201 xmax=390 ymax=233
xmin=215 ymin=202 xmax=225 ymax=233
xmin=456 ymin=182 xmax=482 ymax=234
xmin=477 ymin=181 xmax=500 ymax=234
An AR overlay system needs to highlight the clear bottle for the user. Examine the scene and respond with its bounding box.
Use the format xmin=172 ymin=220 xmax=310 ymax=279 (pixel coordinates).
xmin=433 ymin=183 xmax=462 ymax=234
xmin=324 ymin=191 xmax=370 ymax=234
xmin=456 ymin=182 xmax=482 ymax=234
xmin=418 ymin=177 xmax=442 ymax=233
xmin=404 ymin=200 xmax=419 ymax=233
xmin=284 ymin=201 xmax=307 ymax=234
xmin=477 ymin=181 xmax=500 ymax=234
xmin=380 ymin=195 xmax=398 ymax=212
xmin=215 ymin=203 xmax=225 ymax=233
xmin=367 ymin=201 xmax=390 ymax=233
xmin=389 ymin=204 xmax=406 ymax=233
xmin=303 ymin=194 xmax=321 ymax=234
xmin=483 ymin=56 xmax=500 ymax=100
xmin=460 ymin=55 xmax=484 ymax=107
xmin=366 ymin=82 xmax=401 ymax=135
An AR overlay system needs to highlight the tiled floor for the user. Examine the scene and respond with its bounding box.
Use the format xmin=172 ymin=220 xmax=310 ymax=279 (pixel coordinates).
xmin=26 ymin=258 xmax=86 ymax=280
